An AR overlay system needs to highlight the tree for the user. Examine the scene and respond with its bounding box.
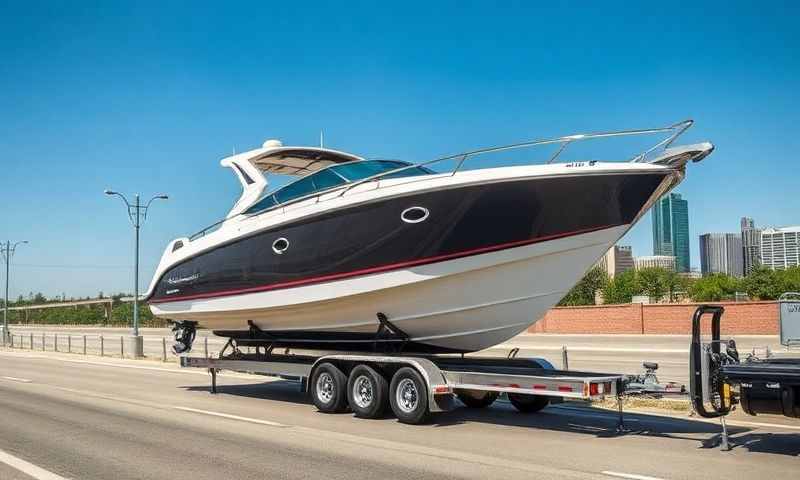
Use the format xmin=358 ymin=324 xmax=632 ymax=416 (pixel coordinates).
xmin=688 ymin=274 xmax=739 ymax=302
xmin=636 ymin=267 xmax=668 ymax=302
xmin=778 ymin=266 xmax=800 ymax=293
xmin=741 ymin=266 xmax=782 ymax=300
xmin=558 ymin=266 xmax=608 ymax=306
xmin=601 ymin=269 xmax=638 ymax=304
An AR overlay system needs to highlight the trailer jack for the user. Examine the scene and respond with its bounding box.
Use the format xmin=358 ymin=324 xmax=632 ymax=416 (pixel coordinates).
xmin=172 ymin=321 xmax=197 ymax=354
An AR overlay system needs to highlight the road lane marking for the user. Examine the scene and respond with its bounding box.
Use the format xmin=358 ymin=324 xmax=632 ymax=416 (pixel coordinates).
xmin=554 ymin=404 xmax=800 ymax=431
xmin=1 ymin=376 xmax=32 ymax=383
xmin=0 ymin=448 xmax=69 ymax=480
xmin=602 ymin=472 xmax=666 ymax=480
xmin=173 ymin=406 xmax=288 ymax=427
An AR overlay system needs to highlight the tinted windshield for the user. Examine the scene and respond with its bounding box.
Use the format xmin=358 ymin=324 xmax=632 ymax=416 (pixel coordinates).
xmin=330 ymin=160 xmax=433 ymax=181
xmin=244 ymin=160 xmax=432 ymax=215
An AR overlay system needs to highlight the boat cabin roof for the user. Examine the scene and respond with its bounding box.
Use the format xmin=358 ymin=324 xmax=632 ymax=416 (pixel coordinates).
xmin=249 ymin=146 xmax=363 ymax=176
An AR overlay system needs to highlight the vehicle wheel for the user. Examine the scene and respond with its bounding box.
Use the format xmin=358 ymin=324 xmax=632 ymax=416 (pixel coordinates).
xmin=347 ymin=364 xmax=388 ymax=419
xmin=455 ymin=389 xmax=499 ymax=408
xmin=507 ymin=393 xmax=550 ymax=413
xmin=389 ymin=367 xmax=430 ymax=424
xmin=311 ymin=363 xmax=348 ymax=413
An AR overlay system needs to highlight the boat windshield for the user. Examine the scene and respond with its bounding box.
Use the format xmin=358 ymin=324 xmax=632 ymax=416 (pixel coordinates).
xmin=244 ymin=160 xmax=433 ymax=215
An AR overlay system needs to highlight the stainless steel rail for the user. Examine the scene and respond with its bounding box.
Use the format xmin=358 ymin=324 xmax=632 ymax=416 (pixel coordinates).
xmin=189 ymin=119 xmax=695 ymax=239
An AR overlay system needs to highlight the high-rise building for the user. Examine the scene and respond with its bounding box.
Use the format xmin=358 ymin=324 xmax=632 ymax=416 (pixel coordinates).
xmin=635 ymin=255 xmax=676 ymax=271
xmin=615 ymin=246 xmax=635 ymax=275
xmin=652 ymin=193 xmax=690 ymax=272
xmin=740 ymin=217 xmax=762 ymax=275
xmin=761 ymin=226 xmax=800 ymax=270
xmin=699 ymin=233 xmax=744 ymax=277
xmin=595 ymin=245 xmax=635 ymax=278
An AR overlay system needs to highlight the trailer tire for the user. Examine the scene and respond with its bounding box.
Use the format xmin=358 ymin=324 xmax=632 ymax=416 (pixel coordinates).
xmin=455 ymin=389 xmax=499 ymax=408
xmin=347 ymin=364 xmax=388 ymax=419
xmin=508 ymin=393 xmax=549 ymax=413
xmin=389 ymin=367 xmax=430 ymax=424
xmin=311 ymin=363 xmax=348 ymax=413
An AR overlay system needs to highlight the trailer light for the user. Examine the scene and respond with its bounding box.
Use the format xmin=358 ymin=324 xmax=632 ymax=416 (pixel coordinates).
xmin=532 ymin=384 xmax=547 ymax=390
xmin=434 ymin=385 xmax=451 ymax=394
xmin=558 ymin=385 xmax=573 ymax=392
xmin=589 ymin=383 xmax=599 ymax=396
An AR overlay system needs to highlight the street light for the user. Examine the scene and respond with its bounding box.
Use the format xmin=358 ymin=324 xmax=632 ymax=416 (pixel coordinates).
xmin=105 ymin=190 xmax=168 ymax=357
xmin=2 ymin=240 xmax=28 ymax=345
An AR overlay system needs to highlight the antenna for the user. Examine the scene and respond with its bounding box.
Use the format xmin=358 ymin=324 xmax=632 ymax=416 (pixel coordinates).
xmin=319 ymin=130 xmax=324 ymax=148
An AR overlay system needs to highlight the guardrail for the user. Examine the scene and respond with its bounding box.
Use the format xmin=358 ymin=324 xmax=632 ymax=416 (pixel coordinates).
xmin=1 ymin=331 xmax=216 ymax=362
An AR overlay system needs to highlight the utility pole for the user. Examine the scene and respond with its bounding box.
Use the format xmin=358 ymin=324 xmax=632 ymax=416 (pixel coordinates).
xmin=2 ymin=240 xmax=28 ymax=345
xmin=104 ymin=190 xmax=168 ymax=357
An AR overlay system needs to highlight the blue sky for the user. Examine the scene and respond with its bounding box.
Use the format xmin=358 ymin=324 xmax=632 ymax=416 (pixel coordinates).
xmin=1 ymin=1 xmax=798 ymax=299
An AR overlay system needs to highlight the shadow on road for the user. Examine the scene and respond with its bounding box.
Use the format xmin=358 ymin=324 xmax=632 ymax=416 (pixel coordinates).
xmin=180 ymin=380 xmax=798 ymax=456
xmin=182 ymin=380 xmax=312 ymax=406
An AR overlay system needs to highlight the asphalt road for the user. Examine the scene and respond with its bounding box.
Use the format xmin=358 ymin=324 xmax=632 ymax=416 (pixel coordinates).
xmin=0 ymin=349 xmax=798 ymax=480
xmin=3 ymin=325 xmax=790 ymax=385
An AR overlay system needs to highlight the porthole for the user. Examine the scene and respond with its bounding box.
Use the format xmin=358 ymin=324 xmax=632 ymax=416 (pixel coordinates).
xmin=272 ymin=237 xmax=290 ymax=254
xmin=401 ymin=206 xmax=429 ymax=224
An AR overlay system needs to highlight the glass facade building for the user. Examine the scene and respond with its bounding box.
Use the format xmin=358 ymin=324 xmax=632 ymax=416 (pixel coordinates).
xmin=652 ymin=193 xmax=690 ymax=272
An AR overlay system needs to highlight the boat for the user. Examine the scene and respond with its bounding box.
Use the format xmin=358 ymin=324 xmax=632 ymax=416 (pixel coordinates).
xmin=145 ymin=120 xmax=713 ymax=353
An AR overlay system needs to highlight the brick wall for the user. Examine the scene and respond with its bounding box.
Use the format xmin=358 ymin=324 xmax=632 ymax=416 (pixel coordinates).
xmin=527 ymin=301 xmax=779 ymax=335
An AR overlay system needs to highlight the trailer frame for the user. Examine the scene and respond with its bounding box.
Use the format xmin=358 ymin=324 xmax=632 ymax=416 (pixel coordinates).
xmin=180 ymin=348 xmax=625 ymax=423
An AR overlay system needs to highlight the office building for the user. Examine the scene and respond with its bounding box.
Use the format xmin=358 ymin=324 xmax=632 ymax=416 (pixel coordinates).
xmin=740 ymin=217 xmax=762 ymax=275
xmin=595 ymin=245 xmax=635 ymax=278
xmin=761 ymin=226 xmax=800 ymax=270
xmin=652 ymin=193 xmax=690 ymax=272
xmin=699 ymin=233 xmax=744 ymax=277
xmin=635 ymin=255 xmax=676 ymax=271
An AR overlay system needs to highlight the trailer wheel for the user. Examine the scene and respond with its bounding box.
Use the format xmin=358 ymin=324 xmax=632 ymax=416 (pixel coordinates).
xmin=311 ymin=363 xmax=348 ymax=413
xmin=507 ymin=393 xmax=549 ymax=413
xmin=389 ymin=367 xmax=430 ymax=424
xmin=347 ymin=364 xmax=388 ymax=419
xmin=455 ymin=389 xmax=499 ymax=408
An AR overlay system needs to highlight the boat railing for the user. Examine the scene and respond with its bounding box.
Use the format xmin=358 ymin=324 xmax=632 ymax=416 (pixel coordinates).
xmin=333 ymin=119 xmax=693 ymax=197
xmin=189 ymin=119 xmax=694 ymax=240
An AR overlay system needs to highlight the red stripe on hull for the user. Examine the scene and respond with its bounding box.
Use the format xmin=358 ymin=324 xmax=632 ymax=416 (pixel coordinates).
xmin=149 ymin=224 xmax=617 ymax=304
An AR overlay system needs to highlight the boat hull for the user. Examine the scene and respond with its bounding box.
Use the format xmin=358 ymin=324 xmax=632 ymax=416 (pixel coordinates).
xmin=149 ymin=170 xmax=672 ymax=352
xmin=153 ymin=225 xmax=627 ymax=352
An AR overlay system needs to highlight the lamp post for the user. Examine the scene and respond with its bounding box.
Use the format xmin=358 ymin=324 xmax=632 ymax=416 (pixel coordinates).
xmin=2 ymin=240 xmax=28 ymax=345
xmin=105 ymin=190 xmax=168 ymax=357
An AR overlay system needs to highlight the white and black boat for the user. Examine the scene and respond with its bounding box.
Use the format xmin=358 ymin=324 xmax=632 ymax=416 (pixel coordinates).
xmin=146 ymin=120 xmax=713 ymax=353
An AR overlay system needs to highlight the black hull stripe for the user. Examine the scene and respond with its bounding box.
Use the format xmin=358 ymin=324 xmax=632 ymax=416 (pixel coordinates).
xmin=149 ymin=223 xmax=616 ymax=304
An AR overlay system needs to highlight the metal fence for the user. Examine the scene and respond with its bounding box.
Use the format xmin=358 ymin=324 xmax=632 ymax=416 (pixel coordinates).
xmin=1 ymin=331 xmax=216 ymax=362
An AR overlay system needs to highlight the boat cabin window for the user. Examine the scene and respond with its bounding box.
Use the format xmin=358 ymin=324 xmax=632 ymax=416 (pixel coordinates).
xmin=243 ymin=160 xmax=432 ymax=215
xmin=330 ymin=160 xmax=433 ymax=181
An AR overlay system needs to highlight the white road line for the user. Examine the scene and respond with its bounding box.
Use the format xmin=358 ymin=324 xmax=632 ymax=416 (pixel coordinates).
xmin=173 ymin=406 xmax=288 ymax=428
xmin=602 ymin=471 xmax=666 ymax=480
xmin=554 ymin=404 xmax=800 ymax=432
xmin=0 ymin=448 xmax=69 ymax=480
xmin=1 ymin=376 xmax=32 ymax=383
